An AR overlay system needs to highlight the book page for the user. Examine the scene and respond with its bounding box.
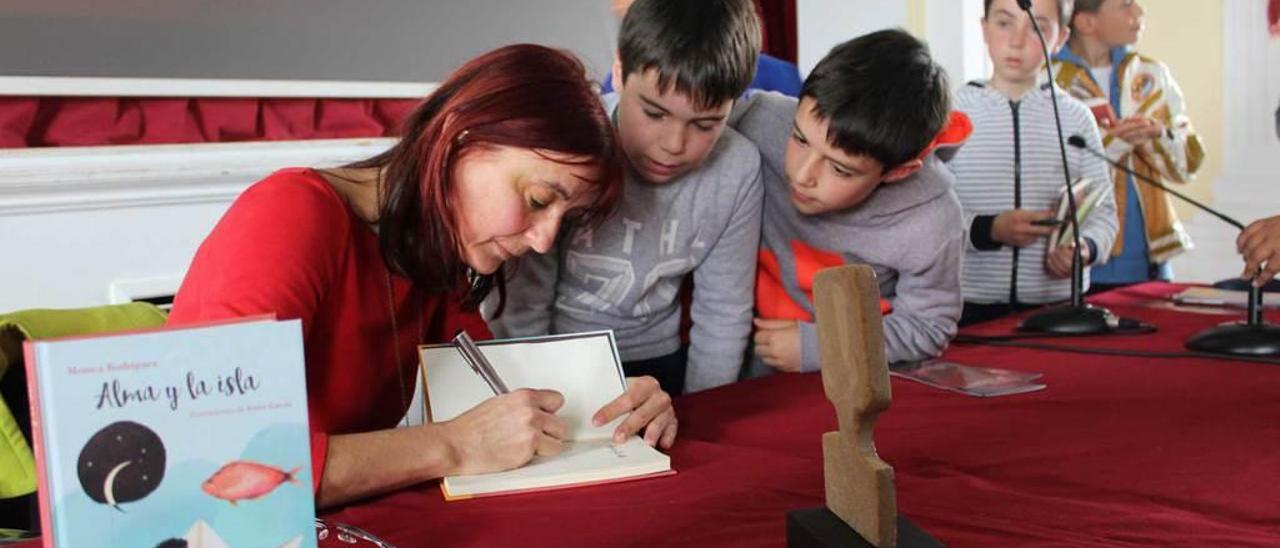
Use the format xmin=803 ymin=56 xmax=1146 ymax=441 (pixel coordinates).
xmin=418 ymin=331 xmax=627 ymax=441
xmin=442 ymin=437 xmax=670 ymax=499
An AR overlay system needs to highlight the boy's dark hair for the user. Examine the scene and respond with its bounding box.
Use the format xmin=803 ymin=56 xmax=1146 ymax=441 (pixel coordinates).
xmin=801 ymin=29 xmax=950 ymax=171
xmin=1067 ymin=0 xmax=1103 ymax=32
xmin=617 ymin=0 xmax=761 ymax=110
xmin=982 ymin=0 xmax=1075 ymax=27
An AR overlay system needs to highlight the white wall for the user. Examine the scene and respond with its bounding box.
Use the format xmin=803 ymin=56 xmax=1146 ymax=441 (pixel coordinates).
xmin=0 ymin=138 xmax=393 ymax=311
xmin=924 ymin=0 xmax=990 ymax=87
xmin=796 ymin=0 xmax=909 ymax=77
xmin=1171 ymin=0 xmax=1280 ymax=282
xmin=797 ymin=0 xmax=988 ymax=91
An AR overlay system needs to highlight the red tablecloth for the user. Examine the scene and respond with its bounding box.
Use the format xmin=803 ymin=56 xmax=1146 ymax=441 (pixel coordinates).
xmin=19 ymin=284 xmax=1277 ymax=547
xmin=316 ymin=283 xmax=1280 ymax=547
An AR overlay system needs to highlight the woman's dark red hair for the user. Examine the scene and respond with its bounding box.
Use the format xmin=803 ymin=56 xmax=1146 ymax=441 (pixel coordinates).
xmin=350 ymin=44 xmax=624 ymax=308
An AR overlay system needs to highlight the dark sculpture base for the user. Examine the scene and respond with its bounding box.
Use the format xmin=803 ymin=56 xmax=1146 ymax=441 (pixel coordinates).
xmin=787 ymin=508 xmax=943 ymax=548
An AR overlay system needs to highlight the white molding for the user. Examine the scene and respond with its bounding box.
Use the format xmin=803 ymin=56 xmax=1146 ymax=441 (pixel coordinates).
xmin=0 ymin=138 xmax=396 ymax=215
xmin=0 ymin=76 xmax=436 ymax=98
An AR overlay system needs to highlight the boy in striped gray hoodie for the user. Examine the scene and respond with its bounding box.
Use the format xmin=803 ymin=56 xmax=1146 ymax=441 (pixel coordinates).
xmin=951 ymin=0 xmax=1118 ymax=325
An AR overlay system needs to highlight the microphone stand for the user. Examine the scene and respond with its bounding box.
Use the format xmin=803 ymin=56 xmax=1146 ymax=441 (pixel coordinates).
xmin=1015 ymin=4 xmax=1116 ymax=335
xmin=1068 ymin=136 xmax=1280 ymax=357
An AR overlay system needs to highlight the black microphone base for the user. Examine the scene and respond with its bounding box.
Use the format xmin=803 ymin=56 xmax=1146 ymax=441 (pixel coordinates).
xmin=1018 ymin=304 xmax=1115 ymax=335
xmin=1186 ymin=322 xmax=1280 ymax=358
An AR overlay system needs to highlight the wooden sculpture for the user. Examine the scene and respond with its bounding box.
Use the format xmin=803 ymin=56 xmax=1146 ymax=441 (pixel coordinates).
xmin=813 ymin=265 xmax=896 ymax=547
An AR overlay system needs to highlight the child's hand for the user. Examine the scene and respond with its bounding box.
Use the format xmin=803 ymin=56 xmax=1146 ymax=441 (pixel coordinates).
xmin=1045 ymin=242 xmax=1090 ymax=279
xmin=993 ymin=209 xmax=1058 ymax=248
xmin=753 ymin=318 xmax=802 ymax=373
xmin=1111 ymin=115 xmax=1164 ymax=146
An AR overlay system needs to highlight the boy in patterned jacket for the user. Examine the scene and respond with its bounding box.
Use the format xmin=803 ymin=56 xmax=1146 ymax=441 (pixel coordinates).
xmin=1052 ymin=0 xmax=1205 ymax=290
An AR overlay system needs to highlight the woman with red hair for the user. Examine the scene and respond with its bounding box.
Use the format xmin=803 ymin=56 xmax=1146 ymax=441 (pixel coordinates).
xmin=168 ymin=44 xmax=677 ymax=507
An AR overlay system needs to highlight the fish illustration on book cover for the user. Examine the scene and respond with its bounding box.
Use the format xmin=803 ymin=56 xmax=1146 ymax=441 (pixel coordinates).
xmin=202 ymin=461 xmax=301 ymax=505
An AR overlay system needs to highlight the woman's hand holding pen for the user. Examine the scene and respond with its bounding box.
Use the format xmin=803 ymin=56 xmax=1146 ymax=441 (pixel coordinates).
xmin=592 ymin=376 xmax=678 ymax=449
xmin=440 ymin=389 xmax=568 ymax=475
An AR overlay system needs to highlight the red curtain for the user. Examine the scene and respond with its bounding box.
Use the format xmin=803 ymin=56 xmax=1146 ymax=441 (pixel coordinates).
xmin=0 ymin=97 xmax=420 ymax=148
xmin=1270 ymin=0 xmax=1279 ymax=37
xmin=755 ymin=0 xmax=798 ymax=63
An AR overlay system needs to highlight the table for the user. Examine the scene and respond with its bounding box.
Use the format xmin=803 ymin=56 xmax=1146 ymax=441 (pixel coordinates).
xmin=326 ymin=283 xmax=1280 ymax=546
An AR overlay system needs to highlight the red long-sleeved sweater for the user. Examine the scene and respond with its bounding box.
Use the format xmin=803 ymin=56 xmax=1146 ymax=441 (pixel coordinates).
xmin=168 ymin=168 xmax=491 ymax=491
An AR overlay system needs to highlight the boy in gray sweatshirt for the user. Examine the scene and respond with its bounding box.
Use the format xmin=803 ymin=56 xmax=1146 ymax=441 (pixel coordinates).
xmin=732 ymin=30 xmax=969 ymax=374
xmin=490 ymin=0 xmax=764 ymax=394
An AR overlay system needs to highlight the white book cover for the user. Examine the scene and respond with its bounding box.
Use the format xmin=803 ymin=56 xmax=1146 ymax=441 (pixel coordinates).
xmin=413 ymin=331 xmax=672 ymax=500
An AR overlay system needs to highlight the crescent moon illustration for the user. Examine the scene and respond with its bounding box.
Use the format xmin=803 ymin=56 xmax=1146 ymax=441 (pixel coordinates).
xmin=103 ymin=460 xmax=132 ymax=512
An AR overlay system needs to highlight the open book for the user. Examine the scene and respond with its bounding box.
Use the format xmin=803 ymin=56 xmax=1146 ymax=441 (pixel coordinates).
xmin=1050 ymin=176 xmax=1109 ymax=248
xmin=410 ymin=331 xmax=673 ymax=500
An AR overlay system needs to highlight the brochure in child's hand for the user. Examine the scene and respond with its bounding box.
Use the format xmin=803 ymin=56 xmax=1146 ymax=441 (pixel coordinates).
xmin=889 ymin=360 xmax=1046 ymax=397
xmin=1050 ymin=176 xmax=1109 ymax=248
xmin=408 ymin=331 xmax=673 ymax=500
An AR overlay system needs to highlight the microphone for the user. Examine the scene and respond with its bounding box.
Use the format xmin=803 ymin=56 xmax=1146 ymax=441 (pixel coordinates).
xmin=1066 ymin=136 xmax=1242 ymax=229
xmin=1068 ymin=135 xmax=1280 ymax=357
xmin=1014 ymin=1 xmax=1118 ymax=336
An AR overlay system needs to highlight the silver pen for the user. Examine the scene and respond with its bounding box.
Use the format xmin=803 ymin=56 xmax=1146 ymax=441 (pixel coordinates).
xmin=453 ymin=330 xmax=509 ymax=395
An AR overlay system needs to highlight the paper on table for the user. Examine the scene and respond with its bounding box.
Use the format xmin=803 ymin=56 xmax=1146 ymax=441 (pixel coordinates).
xmin=890 ymin=360 xmax=1046 ymax=397
xmin=1172 ymin=286 xmax=1280 ymax=309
